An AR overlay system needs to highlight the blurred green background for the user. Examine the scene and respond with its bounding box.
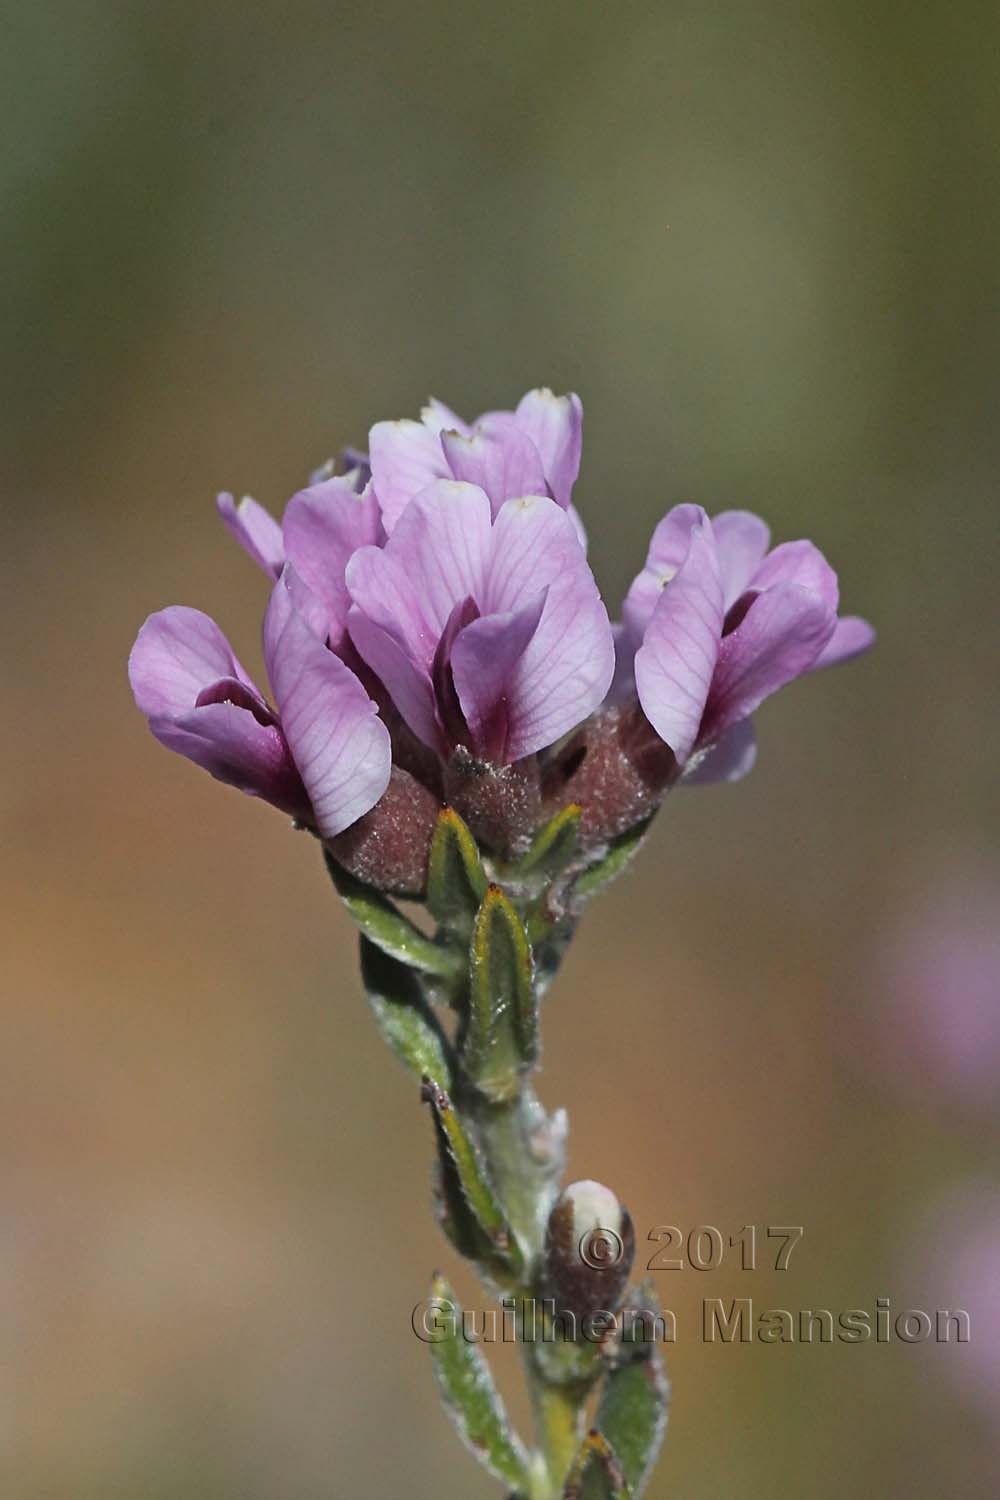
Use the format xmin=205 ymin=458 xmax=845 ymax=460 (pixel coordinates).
xmin=4 ymin=1 xmax=999 ymax=1495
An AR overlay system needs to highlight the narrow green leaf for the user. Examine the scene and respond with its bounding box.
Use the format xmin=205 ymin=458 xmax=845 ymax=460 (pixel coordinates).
xmin=573 ymin=819 xmax=651 ymax=901
xmin=464 ymin=885 xmax=537 ymax=1102
xmin=564 ymin=1431 xmax=630 ymax=1499
xmin=427 ymin=1271 xmax=532 ymax=1491
xmin=422 ymin=1077 xmax=521 ymax=1272
xmin=324 ymin=851 xmax=459 ymax=977
xmin=431 ymin=1148 xmax=498 ymax=1265
xmin=517 ymin=803 xmax=581 ymax=880
xmin=596 ymin=1293 xmax=669 ymax=1500
xmin=360 ymin=938 xmax=452 ymax=1088
xmin=427 ymin=807 xmax=489 ymax=929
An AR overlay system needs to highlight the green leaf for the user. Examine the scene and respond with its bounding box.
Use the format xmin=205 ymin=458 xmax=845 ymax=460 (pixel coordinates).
xmin=564 ymin=1431 xmax=630 ymax=1499
xmin=595 ymin=1305 xmax=669 ymax=1500
xmin=431 ymin=1146 xmax=497 ymax=1266
xmin=427 ymin=807 xmax=489 ymax=930
xmin=464 ymin=885 xmax=537 ymax=1102
xmin=517 ymin=803 xmax=581 ymax=881
xmin=360 ymin=938 xmax=452 ymax=1088
xmin=324 ymin=851 xmax=460 ymax=977
xmin=573 ymin=819 xmax=651 ymax=901
xmin=422 ymin=1078 xmax=522 ymax=1272
xmin=427 ymin=1272 xmax=532 ymax=1491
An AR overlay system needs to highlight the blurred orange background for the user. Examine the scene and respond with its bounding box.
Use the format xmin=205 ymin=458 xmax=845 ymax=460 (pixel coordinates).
xmin=4 ymin=2 xmax=999 ymax=1495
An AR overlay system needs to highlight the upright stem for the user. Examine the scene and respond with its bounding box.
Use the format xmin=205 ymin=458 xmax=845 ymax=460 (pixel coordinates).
xmin=472 ymin=1087 xmax=559 ymax=1257
xmin=475 ymin=1087 xmax=593 ymax=1498
xmin=524 ymin=1358 xmax=586 ymax=1496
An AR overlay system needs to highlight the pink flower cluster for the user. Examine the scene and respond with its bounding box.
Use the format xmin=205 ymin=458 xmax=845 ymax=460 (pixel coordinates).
xmin=130 ymin=388 xmax=873 ymax=848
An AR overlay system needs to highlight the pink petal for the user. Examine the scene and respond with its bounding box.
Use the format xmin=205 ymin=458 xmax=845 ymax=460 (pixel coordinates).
xmin=194 ymin=677 xmax=275 ymax=719
xmin=750 ymin=539 xmax=839 ymax=611
xmin=682 ymin=718 xmax=758 ymax=785
xmin=216 ymin=493 xmax=285 ymax=577
xmin=633 ymin=519 xmax=725 ymax=764
xmin=129 ymin=608 xmax=304 ymax=812
xmin=513 ymin=388 xmax=583 ymax=508
xmin=272 ymin=563 xmax=330 ymax=643
xmin=450 ymin=591 xmax=548 ymax=762
xmin=128 ymin=607 xmax=257 ymax=720
xmin=421 ymin=398 xmax=470 ymax=435
xmin=811 ymin=614 xmax=876 ymax=669
xmin=710 ymin=510 xmax=771 ymax=609
xmin=479 ymin=496 xmax=615 ymax=760
xmin=345 ymin=480 xmax=492 ymax=673
xmin=703 ymin=583 xmax=836 ymax=742
xmin=168 ymin=701 xmax=305 ymax=813
xmin=346 ymin=607 xmax=443 ymax=754
xmin=567 ymin=503 xmax=588 ymax=552
xmin=264 ymin=580 xmax=391 ymax=836
xmin=607 ymin=620 xmax=638 ymax=706
xmin=622 ymin=503 xmax=707 ymax=644
xmin=282 ymin=478 xmax=382 ymax=651
xmin=368 ymin=418 xmax=450 ymax=533
xmin=441 ymin=421 xmax=547 ymax=515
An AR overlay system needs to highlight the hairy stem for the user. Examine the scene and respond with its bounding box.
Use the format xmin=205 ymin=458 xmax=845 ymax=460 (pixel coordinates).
xmin=475 ymin=1089 xmax=593 ymax=1497
xmin=524 ymin=1357 xmax=587 ymax=1496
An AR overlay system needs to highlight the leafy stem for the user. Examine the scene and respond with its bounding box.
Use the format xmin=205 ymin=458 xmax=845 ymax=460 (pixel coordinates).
xmin=328 ymin=805 xmax=666 ymax=1498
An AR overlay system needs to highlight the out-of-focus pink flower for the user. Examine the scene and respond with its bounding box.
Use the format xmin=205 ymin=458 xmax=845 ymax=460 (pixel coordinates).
xmin=907 ymin=1182 xmax=1000 ymax=1425
xmin=873 ymin=859 xmax=1000 ymax=1117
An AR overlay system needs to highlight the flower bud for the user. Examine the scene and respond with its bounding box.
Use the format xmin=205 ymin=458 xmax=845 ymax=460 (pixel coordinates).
xmin=442 ymin=747 xmax=542 ymax=859
xmin=544 ymin=704 xmax=679 ymax=847
xmin=325 ymin=766 xmax=440 ymax=896
xmin=544 ymin=1179 xmax=635 ymax=1326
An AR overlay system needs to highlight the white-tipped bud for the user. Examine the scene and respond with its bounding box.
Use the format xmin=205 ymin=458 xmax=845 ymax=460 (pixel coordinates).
xmin=563 ymin=1179 xmax=623 ymax=1237
xmin=544 ymin=1178 xmax=635 ymax=1326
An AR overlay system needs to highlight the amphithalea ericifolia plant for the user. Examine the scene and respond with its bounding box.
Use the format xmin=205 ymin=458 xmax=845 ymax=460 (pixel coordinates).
xmin=129 ymin=388 xmax=873 ymax=1498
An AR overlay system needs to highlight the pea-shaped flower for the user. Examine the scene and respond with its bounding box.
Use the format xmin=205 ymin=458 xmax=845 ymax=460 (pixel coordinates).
xmin=128 ymin=570 xmax=391 ymax=836
xmin=368 ymin=387 xmax=584 ymax=532
xmin=345 ymin=480 xmax=614 ymax=763
xmin=619 ymin=503 xmax=874 ymax=780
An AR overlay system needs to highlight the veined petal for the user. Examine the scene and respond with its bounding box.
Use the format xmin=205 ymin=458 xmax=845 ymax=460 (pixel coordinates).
xmin=216 ymin=493 xmax=285 ymax=578
xmin=450 ymin=591 xmax=547 ymax=762
xmin=480 ymin=496 xmax=615 ymax=760
xmin=283 ymin=478 xmax=382 ymax=651
xmin=368 ymin=418 xmax=450 ymax=533
xmin=129 ymin=607 xmax=305 ymax=813
xmin=634 ymin=519 xmax=724 ymax=764
xmin=811 ymin=614 xmax=876 ymax=670
xmin=421 ymin=397 xmax=470 ymax=436
xmin=194 ymin=677 xmax=275 ymax=719
xmin=682 ymin=718 xmax=758 ymax=784
xmin=607 ymin=620 xmax=638 ymax=705
xmin=750 ymin=539 xmax=839 ymax=610
xmin=346 ymin=480 xmax=492 ymax=671
xmin=264 ymin=580 xmax=391 ymax=836
xmin=166 ymin=701 xmax=305 ymax=814
xmin=622 ymin=503 xmax=707 ymax=644
xmin=346 ymin=607 xmax=442 ymax=754
xmin=129 ymin=607 xmax=256 ymax=720
xmin=702 ymin=582 xmax=836 ymax=742
xmin=261 ymin=567 xmax=321 ymax=671
xmin=567 ymin=503 xmax=588 ymax=552
xmin=513 ymin=388 xmax=583 ymax=508
xmin=711 ymin=510 xmax=771 ymax=609
xmin=442 ymin=422 xmax=547 ymax=514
